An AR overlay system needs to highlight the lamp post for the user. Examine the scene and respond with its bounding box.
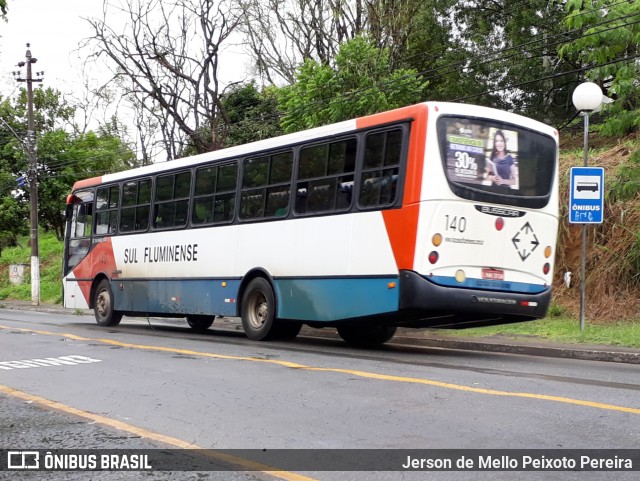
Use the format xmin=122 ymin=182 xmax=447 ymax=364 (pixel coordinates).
xmin=571 ymin=81 xmax=603 ymax=330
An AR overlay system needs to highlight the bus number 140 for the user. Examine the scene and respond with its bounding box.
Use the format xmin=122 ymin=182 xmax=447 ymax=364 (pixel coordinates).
xmin=445 ymin=215 xmax=467 ymax=232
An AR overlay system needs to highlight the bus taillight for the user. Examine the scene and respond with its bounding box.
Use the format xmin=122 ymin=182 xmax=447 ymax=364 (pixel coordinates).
xmin=432 ymin=233 xmax=443 ymax=246
xmin=428 ymin=251 xmax=439 ymax=264
xmin=495 ymin=217 xmax=504 ymax=231
xmin=543 ymin=263 xmax=550 ymax=275
xmin=520 ymin=300 xmax=538 ymax=307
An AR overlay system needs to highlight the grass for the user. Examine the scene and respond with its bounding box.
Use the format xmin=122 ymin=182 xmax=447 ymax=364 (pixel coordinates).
xmin=0 ymin=231 xmax=638 ymax=349
xmin=436 ymin=315 xmax=640 ymax=349
xmin=0 ymin=231 xmax=64 ymax=304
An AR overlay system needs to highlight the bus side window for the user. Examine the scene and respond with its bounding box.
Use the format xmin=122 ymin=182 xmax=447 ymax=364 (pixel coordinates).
xmin=120 ymin=178 xmax=151 ymax=233
xmin=239 ymin=152 xmax=292 ymax=221
xmin=67 ymin=202 xmax=93 ymax=273
xmin=295 ymin=138 xmax=356 ymax=215
xmin=307 ymin=179 xmax=335 ymax=212
xmin=192 ymin=162 xmax=238 ymax=225
xmin=359 ymin=129 xmax=402 ymax=209
xmin=95 ymin=185 xmax=119 ymax=235
xmin=70 ymin=202 xmax=93 ymax=239
xmin=153 ymin=171 xmax=191 ymax=229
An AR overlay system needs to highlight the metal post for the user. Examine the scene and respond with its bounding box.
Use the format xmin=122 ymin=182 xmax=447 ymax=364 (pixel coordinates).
xmin=14 ymin=44 xmax=43 ymax=305
xmin=579 ymin=112 xmax=589 ymax=330
xmin=26 ymin=46 xmax=40 ymax=305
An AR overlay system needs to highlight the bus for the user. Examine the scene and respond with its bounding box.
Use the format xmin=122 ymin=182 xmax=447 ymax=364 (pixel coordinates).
xmin=63 ymin=102 xmax=559 ymax=346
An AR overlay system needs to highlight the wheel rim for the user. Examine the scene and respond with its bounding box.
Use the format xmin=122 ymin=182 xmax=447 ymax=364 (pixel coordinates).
xmin=247 ymin=290 xmax=268 ymax=330
xmin=96 ymin=289 xmax=110 ymax=320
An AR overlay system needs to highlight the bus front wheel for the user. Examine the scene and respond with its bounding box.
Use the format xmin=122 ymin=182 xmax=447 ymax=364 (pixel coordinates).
xmin=93 ymin=279 xmax=123 ymax=327
xmin=337 ymin=324 xmax=397 ymax=347
xmin=241 ymin=277 xmax=276 ymax=341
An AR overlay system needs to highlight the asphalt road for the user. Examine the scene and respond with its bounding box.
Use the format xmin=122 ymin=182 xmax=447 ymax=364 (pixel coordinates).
xmin=1 ymin=307 xmax=639 ymax=481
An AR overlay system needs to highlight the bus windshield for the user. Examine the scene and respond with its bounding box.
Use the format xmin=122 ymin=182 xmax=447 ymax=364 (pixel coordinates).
xmin=437 ymin=116 xmax=557 ymax=209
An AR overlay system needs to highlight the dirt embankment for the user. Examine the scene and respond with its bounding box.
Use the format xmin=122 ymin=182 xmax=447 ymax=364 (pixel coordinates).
xmin=554 ymin=135 xmax=640 ymax=322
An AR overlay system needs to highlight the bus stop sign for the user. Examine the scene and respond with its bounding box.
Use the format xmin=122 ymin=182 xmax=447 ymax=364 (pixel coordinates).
xmin=569 ymin=166 xmax=604 ymax=224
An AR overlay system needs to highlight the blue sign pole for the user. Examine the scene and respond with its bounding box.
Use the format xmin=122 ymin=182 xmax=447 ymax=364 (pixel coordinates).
xmin=569 ymin=137 xmax=605 ymax=330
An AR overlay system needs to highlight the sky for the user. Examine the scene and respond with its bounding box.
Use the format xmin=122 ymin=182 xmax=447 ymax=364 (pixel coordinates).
xmin=0 ymin=0 xmax=99 ymax=98
xmin=0 ymin=0 xmax=250 ymax=160
xmin=1 ymin=0 xmax=250 ymax=98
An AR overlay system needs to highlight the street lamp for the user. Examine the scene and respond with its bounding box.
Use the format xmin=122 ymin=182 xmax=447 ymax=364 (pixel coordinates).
xmin=572 ymin=81 xmax=603 ymax=330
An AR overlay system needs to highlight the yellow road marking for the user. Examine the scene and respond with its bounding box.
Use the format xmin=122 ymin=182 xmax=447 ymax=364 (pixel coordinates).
xmin=2 ymin=324 xmax=640 ymax=417
xmin=0 ymin=383 xmax=319 ymax=481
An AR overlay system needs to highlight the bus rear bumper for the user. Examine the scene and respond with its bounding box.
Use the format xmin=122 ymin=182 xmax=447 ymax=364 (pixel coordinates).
xmin=399 ymin=270 xmax=551 ymax=321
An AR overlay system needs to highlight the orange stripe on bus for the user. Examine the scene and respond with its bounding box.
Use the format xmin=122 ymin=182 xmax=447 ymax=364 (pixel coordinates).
xmin=72 ymin=176 xmax=103 ymax=190
xmin=357 ymin=104 xmax=429 ymax=270
xmin=72 ymin=237 xmax=117 ymax=304
xmin=382 ymin=205 xmax=420 ymax=270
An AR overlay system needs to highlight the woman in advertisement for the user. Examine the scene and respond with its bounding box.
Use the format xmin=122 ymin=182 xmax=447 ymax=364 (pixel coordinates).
xmin=485 ymin=130 xmax=517 ymax=187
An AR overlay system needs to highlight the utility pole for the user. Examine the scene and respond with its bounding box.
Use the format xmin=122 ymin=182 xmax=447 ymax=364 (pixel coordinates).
xmin=13 ymin=44 xmax=43 ymax=305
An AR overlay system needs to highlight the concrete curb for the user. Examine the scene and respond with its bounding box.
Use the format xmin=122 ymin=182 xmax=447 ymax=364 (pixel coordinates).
xmin=390 ymin=335 xmax=640 ymax=365
xmin=300 ymin=328 xmax=640 ymax=365
xmin=2 ymin=301 xmax=639 ymax=365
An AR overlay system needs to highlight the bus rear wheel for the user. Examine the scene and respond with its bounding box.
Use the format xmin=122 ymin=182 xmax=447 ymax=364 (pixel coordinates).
xmin=271 ymin=321 xmax=302 ymax=340
xmin=337 ymin=324 xmax=397 ymax=347
xmin=241 ymin=277 xmax=276 ymax=341
xmin=93 ymin=279 xmax=123 ymax=327
xmin=186 ymin=315 xmax=214 ymax=332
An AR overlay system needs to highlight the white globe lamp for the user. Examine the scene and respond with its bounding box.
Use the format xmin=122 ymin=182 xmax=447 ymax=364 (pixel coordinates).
xmin=572 ymin=82 xmax=603 ymax=112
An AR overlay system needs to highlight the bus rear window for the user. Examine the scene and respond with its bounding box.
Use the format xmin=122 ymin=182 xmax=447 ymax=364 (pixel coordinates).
xmin=437 ymin=116 xmax=556 ymax=208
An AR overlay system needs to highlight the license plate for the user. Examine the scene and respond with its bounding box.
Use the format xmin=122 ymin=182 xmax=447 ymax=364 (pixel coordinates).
xmin=482 ymin=268 xmax=505 ymax=280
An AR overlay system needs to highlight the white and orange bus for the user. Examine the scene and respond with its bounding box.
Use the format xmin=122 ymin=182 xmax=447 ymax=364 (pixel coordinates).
xmin=63 ymin=102 xmax=559 ymax=345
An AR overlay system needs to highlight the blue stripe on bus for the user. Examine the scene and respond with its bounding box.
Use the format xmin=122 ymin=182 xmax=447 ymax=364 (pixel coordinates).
xmin=113 ymin=279 xmax=241 ymax=317
xmin=427 ymin=275 xmax=547 ymax=294
xmin=274 ymin=277 xmax=399 ymax=322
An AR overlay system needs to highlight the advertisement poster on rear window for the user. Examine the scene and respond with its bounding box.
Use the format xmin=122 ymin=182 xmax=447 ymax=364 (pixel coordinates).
xmin=444 ymin=121 xmax=519 ymax=191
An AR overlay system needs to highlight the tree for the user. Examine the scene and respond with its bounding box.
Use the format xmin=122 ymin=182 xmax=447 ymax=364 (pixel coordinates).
xmin=0 ymin=0 xmax=7 ymax=18
xmin=178 ymin=81 xmax=282 ymax=156
xmin=0 ymin=89 xmax=138 ymax=241
xmin=424 ymin=0 xmax=571 ymax=121
xmin=1 ymin=95 xmax=34 ymax=251
xmin=83 ymin=0 xmax=241 ymax=158
xmin=238 ymin=0 xmax=362 ymax=84
xmin=399 ymin=1 xmax=468 ymax=101
xmin=219 ymin=83 xmax=282 ymax=148
xmin=238 ymin=0 xmax=424 ymax=85
xmin=36 ymin=129 xmax=137 ymax=239
xmin=560 ymin=0 xmax=640 ymax=135
xmin=0 ymin=173 xmax=28 ymax=253
xmin=278 ymin=36 xmax=427 ymax=133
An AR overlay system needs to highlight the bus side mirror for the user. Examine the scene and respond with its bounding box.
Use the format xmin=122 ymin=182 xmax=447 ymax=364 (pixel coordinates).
xmin=65 ymin=203 xmax=74 ymax=221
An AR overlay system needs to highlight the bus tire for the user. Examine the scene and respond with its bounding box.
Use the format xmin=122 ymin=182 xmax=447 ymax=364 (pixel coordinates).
xmin=93 ymin=279 xmax=123 ymax=327
xmin=337 ymin=324 xmax=397 ymax=347
xmin=241 ymin=277 xmax=276 ymax=341
xmin=271 ymin=321 xmax=302 ymax=340
xmin=186 ymin=315 xmax=214 ymax=332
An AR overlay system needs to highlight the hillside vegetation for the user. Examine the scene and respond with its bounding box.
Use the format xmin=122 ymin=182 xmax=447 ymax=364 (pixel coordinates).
xmin=1 ymin=134 xmax=639 ymax=322
xmin=0 ymin=233 xmax=64 ymax=304
xmin=556 ymin=134 xmax=640 ymax=322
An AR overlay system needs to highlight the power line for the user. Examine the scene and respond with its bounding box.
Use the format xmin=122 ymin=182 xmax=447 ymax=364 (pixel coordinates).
xmin=192 ymin=5 xmax=640 ymax=138
xmin=450 ymin=52 xmax=640 ymax=103
xmin=4 ymin=1 xmax=638 ymax=169
xmin=204 ymin=0 xmax=637 ymax=118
